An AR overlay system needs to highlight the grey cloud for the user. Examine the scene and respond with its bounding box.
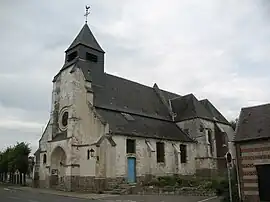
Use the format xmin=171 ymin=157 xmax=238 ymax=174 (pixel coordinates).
xmin=0 ymin=127 xmax=40 ymax=152
xmin=0 ymin=76 xmax=51 ymax=111
xmin=1 ymin=0 xmax=270 ymax=150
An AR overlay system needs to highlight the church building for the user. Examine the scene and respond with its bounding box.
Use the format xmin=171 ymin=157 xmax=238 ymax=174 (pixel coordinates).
xmin=33 ymin=19 xmax=235 ymax=192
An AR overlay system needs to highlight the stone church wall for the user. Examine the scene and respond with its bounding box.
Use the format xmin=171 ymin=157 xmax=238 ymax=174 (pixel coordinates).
xmin=36 ymin=63 xmax=235 ymax=191
xmin=38 ymin=120 xmax=51 ymax=188
xmin=218 ymin=123 xmax=236 ymax=159
xmin=37 ymin=65 xmax=108 ymax=191
xmin=177 ymin=118 xmax=218 ymax=175
xmin=177 ymin=118 xmax=217 ymax=154
xmin=177 ymin=118 xmax=235 ymax=176
xmin=109 ymin=135 xmax=196 ymax=183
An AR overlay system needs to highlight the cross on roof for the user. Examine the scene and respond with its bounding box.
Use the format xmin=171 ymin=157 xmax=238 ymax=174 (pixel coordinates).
xmin=84 ymin=5 xmax=90 ymax=24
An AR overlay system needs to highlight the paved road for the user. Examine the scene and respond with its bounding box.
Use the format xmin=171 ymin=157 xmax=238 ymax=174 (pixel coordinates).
xmin=0 ymin=187 xmax=93 ymax=202
xmin=0 ymin=186 xmax=220 ymax=202
xmin=100 ymin=195 xmax=219 ymax=202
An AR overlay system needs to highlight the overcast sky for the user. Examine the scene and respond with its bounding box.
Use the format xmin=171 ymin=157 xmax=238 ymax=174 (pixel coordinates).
xmin=1 ymin=0 xmax=270 ymax=152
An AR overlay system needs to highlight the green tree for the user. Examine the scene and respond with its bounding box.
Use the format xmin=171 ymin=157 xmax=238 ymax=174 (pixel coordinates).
xmin=13 ymin=142 xmax=31 ymax=184
xmin=13 ymin=142 xmax=31 ymax=173
xmin=0 ymin=147 xmax=12 ymax=182
xmin=230 ymin=118 xmax=238 ymax=131
xmin=0 ymin=142 xmax=31 ymax=184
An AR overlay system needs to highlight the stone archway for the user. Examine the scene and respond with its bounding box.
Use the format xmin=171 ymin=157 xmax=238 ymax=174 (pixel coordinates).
xmin=50 ymin=146 xmax=67 ymax=187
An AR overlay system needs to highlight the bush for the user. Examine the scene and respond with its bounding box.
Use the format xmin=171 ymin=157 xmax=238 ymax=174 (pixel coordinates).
xmin=157 ymin=176 xmax=177 ymax=187
xmin=146 ymin=175 xmax=215 ymax=189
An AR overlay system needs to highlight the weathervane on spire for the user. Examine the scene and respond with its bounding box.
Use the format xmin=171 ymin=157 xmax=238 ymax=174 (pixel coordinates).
xmin=84 ymin=5 xmax=91 ymax=24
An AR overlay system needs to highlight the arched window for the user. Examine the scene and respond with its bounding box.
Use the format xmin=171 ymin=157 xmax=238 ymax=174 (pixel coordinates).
xmin=207 ymin=130 xmax=213 ymax=155
xmin=87 ymin=149 xmax=90 ymax=160
xmin=43 ymin=154 xmax=47 ymax=164
xmin=62 ymin=111 xmax=68 ymax=127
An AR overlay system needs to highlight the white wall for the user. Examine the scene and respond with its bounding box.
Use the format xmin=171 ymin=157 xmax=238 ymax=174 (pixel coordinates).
xmin=39 ymin=121 xmax=51 ymax=153
xmin=177 ymin=118 xmax=217 ymax=158
xmin=177 ymin=118 xmax=236 ymax=170
xmin=78 ymin=147 xmax=96 ymax=176
xmin=110 ymin=135 xmax=196 ymax=179
xmin=38 ymin=65 xmax=107 ymax=179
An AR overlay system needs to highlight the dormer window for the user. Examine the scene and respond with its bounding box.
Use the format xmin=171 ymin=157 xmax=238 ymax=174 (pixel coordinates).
xmin=86 ymin=52 xmax=98 ymax=63
xmin=67 ymin=51 xmax=78 ymax=62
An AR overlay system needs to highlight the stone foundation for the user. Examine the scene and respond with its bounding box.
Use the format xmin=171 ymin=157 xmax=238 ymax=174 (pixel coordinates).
xmin=38 ymin=176 xmax=106 ymax=192
xmin=70 ymin=176 xmax=106 ymax=192
xmin=105 ymin=175 xmax=155 ymax=189
xmin=40 ymin=174 xmax=222 ymax=193
xmin=137 ymin=174 xmax=154 ymax=185
xmin=195 ymin=169 xmax=218 ymax=178
xmin=106 ymin=177 xmax=126 ymax=190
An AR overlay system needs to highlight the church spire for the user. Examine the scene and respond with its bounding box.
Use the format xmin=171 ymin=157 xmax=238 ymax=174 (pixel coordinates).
xmin=62 ymin=6 xmax=105 ymax=81
xmin=65 ymin=5 xmax=104 ymax=53
xmin=66 ymin=24 xmax=104 ymax=53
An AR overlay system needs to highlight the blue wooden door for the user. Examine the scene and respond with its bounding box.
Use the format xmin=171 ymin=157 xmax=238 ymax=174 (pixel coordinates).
xmin=127 ymin=157 xmax=136 ymax=183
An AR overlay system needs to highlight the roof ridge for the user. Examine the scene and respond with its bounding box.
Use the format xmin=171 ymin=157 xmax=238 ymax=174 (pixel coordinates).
xmin=105 ymin=73 xmax=154 ymax=89
xmin=104 ymin=73 xmax=180 ymax=97
xmin=95 ymin=105 xmax=173 ymax=122
xmin=190 ymin=94 xmax=213 ymax=118
xmin=242 ymin=103 xmax=270 ymax=110
xmin=153 ymin=83 xmax=176 ymax=119
xmin=199 ymin=98 xmax=230 ymax=125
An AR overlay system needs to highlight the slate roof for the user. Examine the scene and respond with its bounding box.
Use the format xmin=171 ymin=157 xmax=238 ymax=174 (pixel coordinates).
xmin=235 ymin=103 xmax=270 ymax=142
xmin=66 ymin=24 xmax=104 ymax=53
xmin=199 ymin=99 xmax=230 ymax=124
xmin=92 ymin=73 xmax=178 ymax=120
xmin=170 ymin=94 xmax=211 ymax=121
xmin=96 ymin=107 xmax=193 ymax=142
xmin=55 ymin=23 xmax=232 ymax=141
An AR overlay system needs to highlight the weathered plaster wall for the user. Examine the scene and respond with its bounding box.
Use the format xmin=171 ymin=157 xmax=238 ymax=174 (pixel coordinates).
xmin=38 ymin=65 xmax=108 ymax=186
xmin=177 ymin=118 xmax=217 ymax=158
xmin=110 ymin=135 xmax=196 ymax=180
xmin=218 ymin=123 xmax=236 ymax=159
xmin=78 ymin=147 xmax=96 ymax=176
xmin=38 ymin=121 xmax=51 ymax=184
xmin=39 ymin=121 xmax=51 ymax=152
xmin=67 ymin=67 xmax=106 ymax=144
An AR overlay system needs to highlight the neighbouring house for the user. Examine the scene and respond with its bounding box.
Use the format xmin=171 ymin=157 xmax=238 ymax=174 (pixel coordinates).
xmin=235 ymin=103 xmax=270 ymax=202
xmin=33 ymin=19 xmax=235 ymax=192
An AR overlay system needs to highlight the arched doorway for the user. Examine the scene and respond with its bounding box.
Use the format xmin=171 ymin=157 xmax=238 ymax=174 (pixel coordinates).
xmin=50 ymin=146 xmax=67 ymax=187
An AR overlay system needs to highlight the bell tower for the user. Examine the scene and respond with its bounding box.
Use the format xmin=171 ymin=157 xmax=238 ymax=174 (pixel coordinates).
xmin=63 ymin=6 xmax=105 ymax=84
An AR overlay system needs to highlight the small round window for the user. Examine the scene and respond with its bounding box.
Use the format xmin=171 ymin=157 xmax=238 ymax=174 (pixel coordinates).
xmin=59 ymin=108 xmax=69 ymax=131
xmin=62 ymin=112 xmax=68 ymax=127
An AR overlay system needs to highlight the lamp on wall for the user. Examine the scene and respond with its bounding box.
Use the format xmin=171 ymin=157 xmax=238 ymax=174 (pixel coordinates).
xmin=89 ymin=148 xmax=95 ymax=158
xmin=87 ymin=148 xmax=99 ymax=161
